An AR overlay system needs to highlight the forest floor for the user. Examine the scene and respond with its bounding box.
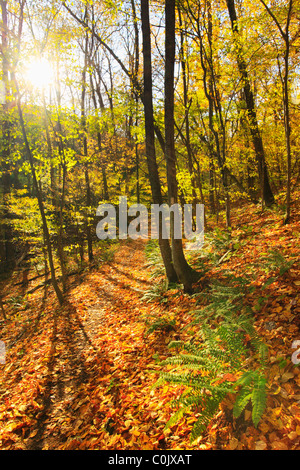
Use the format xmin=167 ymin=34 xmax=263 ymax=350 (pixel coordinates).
xmin=0 ymin=193 xmax=300 ymax=451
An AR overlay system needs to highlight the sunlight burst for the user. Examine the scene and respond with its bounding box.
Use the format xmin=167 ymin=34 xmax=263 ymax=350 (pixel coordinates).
xmin=24 ymin=57 xmax=54 ymax=90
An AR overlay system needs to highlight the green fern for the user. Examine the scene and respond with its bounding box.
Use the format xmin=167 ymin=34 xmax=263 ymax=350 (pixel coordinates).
xmin=251 ymin=373 xmax=267 ymax=427
xmin=233 ymin=370 xmax=256 ymax=418
xmin=262 ymin=249 xmax=295 ymax=276
xmin=143 ymin=314 xmax=176 ymax=336
xmin=155 ymin=274 xmax=268 ymax=441
xmin=144 ymin=240 xmax=165 ymax=279
xmin=141 ymin=279 xmax=170 ymax=303
xmin=156 ymin=323 xmax=247 ymax=440
xmin=233 ymin=370 xmax=267 ymax=427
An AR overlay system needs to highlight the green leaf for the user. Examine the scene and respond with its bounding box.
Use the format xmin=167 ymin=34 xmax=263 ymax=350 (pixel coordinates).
xmin=233 ymin=387 xmax=252 ymax=418
xmin=251 ymin=374 xmax=267 ymax=427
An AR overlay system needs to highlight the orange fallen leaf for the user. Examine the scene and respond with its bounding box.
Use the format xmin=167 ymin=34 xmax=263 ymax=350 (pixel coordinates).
xmin=255 ymin=440 xmax=267 ymax=450
xmin=229 ymin=437 xmax=239 ymax=450
xmin=271 ymin=441 xmax=289 ymax=450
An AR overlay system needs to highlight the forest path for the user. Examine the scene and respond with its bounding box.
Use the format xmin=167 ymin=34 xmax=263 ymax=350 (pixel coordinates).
xmin=24 ymin=239 xmax=185 ymax=450
xmin=1 ymin=204 xmax=300 ymax=451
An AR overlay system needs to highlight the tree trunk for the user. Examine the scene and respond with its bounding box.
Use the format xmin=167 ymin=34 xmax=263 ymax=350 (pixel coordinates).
xmin=141 ymin=0 xmax=178 ymax=284
xmin=13 ymin=75 xmax=64 ymax=305
xmin=196 ymin=0 xmax=231 ymax=227
xmin=81 ymin=8 xmax=94 ymax=262
xmin=283 ymin=36 xmax=292 ymax=224
xmin=89 ymin=72 xmax=110 ymax=202
xmin=178 ymin=7 xmax=197 ymax=214
xmin=0 ymin=0 xmax=15 ymax=273
xmin=226 ymin=0 xmax=275 ymax=207
xmin=164 ymin=0 xmax=200 ymax=292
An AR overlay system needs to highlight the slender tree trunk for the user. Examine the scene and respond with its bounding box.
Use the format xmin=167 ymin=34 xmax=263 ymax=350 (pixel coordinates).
xmin=165 ymin=0 xmax=200 ymax=292
xmin=81 ymin=15 xmax=94 ymax=262
xmin=101 ymin=164 xmax=109 ymax=201
xmin=13 ymin=75 xmax=64 ymax=305
xmin=207 ymin=0 xmax=215 ymax=214
xmin=135 ymin=117 xmax=140 ymax=204
xmin=58 ymin=161 xmax=67 ymax=291
xmin=178 ymin=7 xmax=196 ymax=214
xmin=129 ymin=0 xmax=140 ymax=205
xmin=196 ymin=0 xmax=231 ymax=227
xmin=0 ymin=0 xmax=15 ymax=272
xmin=260 ymin=0 xmax=293 ymax=221
xmin=89 ymin=73 xmax=110 ymax=202
xmin=51 ymin=56 xmax=68 ymax=291
xmin=281 ymin=1 xmax=293 ymax=225
xmin=84 ymin=161 xmax=93 ymax=262
xmin=43 ymin=105 xmax=56 ymax=207
xmin=283 ymin=37 xmax=291 ymax=224
xmin=141 ymin=0 xmax=178 ymax=284
xmin=52 ymin=116 xmax=67 ymax=292
xmin=226 ymin=0 xmax=275 ymax=207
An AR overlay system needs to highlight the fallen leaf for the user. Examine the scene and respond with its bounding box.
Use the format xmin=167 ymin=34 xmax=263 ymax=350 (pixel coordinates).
xmin=281 ymin=372 xmax=294 ymax=383
xmin=255 ymin=440 xmax=267 ymax=450
xmin=271 ymin=441 xmax=288 ymax=450
xmin=229 ymin=437 xmax=239 ymax=450
xmin=288 ymin=431 xmax=298 ymax=441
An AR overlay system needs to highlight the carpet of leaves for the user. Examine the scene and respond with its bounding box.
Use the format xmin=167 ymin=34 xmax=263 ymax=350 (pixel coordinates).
xmin=0 ymin=195 xmax=299 ymax=450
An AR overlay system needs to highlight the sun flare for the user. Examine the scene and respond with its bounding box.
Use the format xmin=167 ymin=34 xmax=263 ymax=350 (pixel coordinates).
xmin=24 ymin=57 xmax=54 ymax=90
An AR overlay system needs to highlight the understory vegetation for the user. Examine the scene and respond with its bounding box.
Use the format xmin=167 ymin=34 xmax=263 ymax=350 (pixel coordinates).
xmin=142 ymin=206 xmax=300 ymax=445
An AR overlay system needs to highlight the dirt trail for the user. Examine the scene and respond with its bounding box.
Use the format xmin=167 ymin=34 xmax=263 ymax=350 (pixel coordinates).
xmin=22 ymin=239 xmax=177 ymax=450
xmin=1 ymin=208 xmax=300 ymax=450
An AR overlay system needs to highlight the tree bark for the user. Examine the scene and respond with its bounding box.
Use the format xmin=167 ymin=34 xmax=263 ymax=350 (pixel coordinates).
xmin=283 ymin=32 xmax=292 ymax=224
xmin=141 ymin=0 xmax=178 ymax=284
xmin=13 ymin=75 xmax=64 ymax=305
xmin=164 ymin=0 xmax=200 ymax=291
xmin=0 ymin=0 xmax=15 ymax=272
xmin=81 ymin=13 xmax=94 ymax=262
xmin=259 ymin=0 xmax=293 ymax=222
xmin=178 ymin=7 xmax=196 ymax=213
xmin=226 ymin=0 xmax=275 ymax=207
xmin=89 ymin=71 xmax=110 ymax=201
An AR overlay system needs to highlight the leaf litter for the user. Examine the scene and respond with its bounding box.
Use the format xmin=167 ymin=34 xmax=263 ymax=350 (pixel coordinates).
xmin=0 ymin=201 xmax=300 ymax=450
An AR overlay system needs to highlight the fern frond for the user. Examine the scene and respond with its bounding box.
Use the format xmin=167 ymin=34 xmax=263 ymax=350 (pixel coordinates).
xmin=258 ymin=343 xmax=269 ymax=366
xmin=233 ymin=387 xmax=252 ymax=419
xmin=156 ymin=270 xmax=268 ymax=440
xmin=161 ymin=353 xmax=208 ymax=367
xmin=251 ymin=374 xmax=267 ymax=427
xmin=235 ymin=370 xmax=257 ymax=387
xmin=190 ymin=393 xmax=225 ymax=443
xmin=165 ymin=406 xmax=187 ymax=430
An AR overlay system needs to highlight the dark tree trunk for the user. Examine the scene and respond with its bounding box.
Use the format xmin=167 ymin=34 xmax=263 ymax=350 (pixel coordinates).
xmin=178 ymin=7 xmax=197 ymax=213
xmin=14 ymin=75 xmax=64 ymax=305
xmin=89 ymin=72 xmax=110 ymax=202
xmin=0 ymin=0 xmax=15 ymax=273
xmin=141 ymin=0 xmax=178 ymax=284
xmin=226 ymin=0 xmax=275 ymax=207
xmin=81 ymin=8 xmax=94 ymax=263
xmin=164 ymin=0 xmax=200 ymax=292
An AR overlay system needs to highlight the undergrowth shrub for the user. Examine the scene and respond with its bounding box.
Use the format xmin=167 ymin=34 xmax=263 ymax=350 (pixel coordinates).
xmin=155 ymin=274 xmax=268 ymax=443
xmin=142 ymin=240 xmax=179 ymax=303
xmin=261 ymin=248 xmax=295 ymax=276
xmin=142 ymin=313 xmax=176 ymax=337
xmin=141 ymin=280 xmax=170 ymax=303
xmin=144 ymin=240 xmax=165 ymax=279
xmin=202 ymin=227 xmax=243 ymax=264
